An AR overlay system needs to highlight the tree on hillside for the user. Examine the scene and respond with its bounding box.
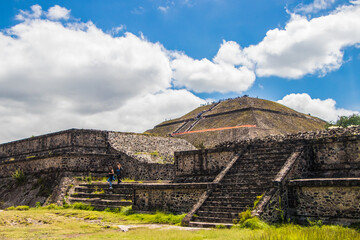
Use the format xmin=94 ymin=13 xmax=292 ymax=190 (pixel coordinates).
xmin=326 ymin=114 xmax=360 ymax=128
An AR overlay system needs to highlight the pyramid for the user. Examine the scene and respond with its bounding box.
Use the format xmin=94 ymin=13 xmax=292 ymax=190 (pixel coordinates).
xmin=146 ymin=96 xmax=326 ymax=147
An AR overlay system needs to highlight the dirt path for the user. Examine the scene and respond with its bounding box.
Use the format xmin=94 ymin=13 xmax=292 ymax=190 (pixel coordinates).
xmin=116 ymin=224 xmax=208 ymax=232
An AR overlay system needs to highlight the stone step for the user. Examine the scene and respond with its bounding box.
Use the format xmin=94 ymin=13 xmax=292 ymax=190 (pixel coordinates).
xmin=192 ymin=216 xmax=236 ymax=224
xmin=75 ymin=187 xmax=133 ymax=194
xmin=206 ymin=196 xmax=256 ymax=203
xmin=232 ymin=159 xmax=286 ymax=166
xmin=69 ymin=197 xmax=132 ymax=207
xmin=221 ymin=173 xmax=276 ymax=180
xmin=199 ymin=205 xmax=247 ymax=212
xmin=70 ymin=193 xmax=132 ymax=200
xmin=220 ymin=178 xmax=274 ymax=185
xmin=196 ymin=210 xmax=239 ymax=219
xmin=214 ymin=184 xmax=268 ymax=190
xmin=231 ymin=162 xmax=286 ymax=170
xmin=200 ymin=201 xmax=252 ymax=208
xmin=239 ymin=154 xmax=290 ymax=160
xmin=78 ymin=183 xmax=137 ymax=188
xmin=239 ymin=153 xmax=290 ymax=159
xmin=188 ymin=221 xmax=233 ymax=228
xmin=210 ymin=192 xmax=264 ymax=198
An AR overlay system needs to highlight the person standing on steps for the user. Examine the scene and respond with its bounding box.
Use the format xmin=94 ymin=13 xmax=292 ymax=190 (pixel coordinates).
xmin=107 ymin=166 xmax=114 ymax=189
xmin=115 ymin=162 xmax=122 ymax=184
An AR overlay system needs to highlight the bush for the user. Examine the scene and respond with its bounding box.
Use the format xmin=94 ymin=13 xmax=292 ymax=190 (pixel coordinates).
xmin=15 ymin=205 xmax=30 ymax=211
xmin=12 ymin=169 xmax=26 ymax=184
xmin=71 ymin=202 xmax=94 ymax=211
xmin=236 ymin=217 xmax=270 ymax=230
xmin=44 ymin=204 xmax=62 ymax=210
xmin=6 ymin=205 xmax=30 ymax=211
xmin=238 ymin=209 xmax=252 ymax=224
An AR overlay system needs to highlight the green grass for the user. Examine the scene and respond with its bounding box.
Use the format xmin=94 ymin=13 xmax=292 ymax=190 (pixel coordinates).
xmin=1 ymin=206 xmax=360 ymax=239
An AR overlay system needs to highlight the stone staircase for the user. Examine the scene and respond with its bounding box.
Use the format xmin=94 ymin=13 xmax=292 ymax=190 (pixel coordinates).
xmin=69 ymin=183 xmax=134 ymax=210
xmin=189 ymin=146 xmax=293 ymax=227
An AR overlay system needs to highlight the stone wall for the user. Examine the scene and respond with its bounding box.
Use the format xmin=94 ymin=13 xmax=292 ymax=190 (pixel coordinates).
xmin=132 ymin=183 xmax=211 ymax=213
xmin=288 ymin=179 xmax=360 ymax=225
xmin=108 ymin=132 xmax=195 ymax=164
xmin=0 ymin=153 xmax=117 ymax=178
xmin=0 ymin=129 xmax=109 ymax=162
xmin=0 ymin=129 xmax=190 ymax=180
xmin=217 ymin=126 xmax=360 ymax=179
xmin=174 ymin=149 xmax=235 ymax=182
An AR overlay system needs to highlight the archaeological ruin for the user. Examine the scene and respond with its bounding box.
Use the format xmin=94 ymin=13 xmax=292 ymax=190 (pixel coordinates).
xmin=0 ymin=96 xmax=359 ymax=227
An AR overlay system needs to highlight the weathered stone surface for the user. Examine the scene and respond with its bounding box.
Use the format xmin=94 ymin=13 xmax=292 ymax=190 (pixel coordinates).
xmin=288 ymin=179 xmax=360 ymax=224
xmin=132 ymin=183 xmax=211 ymax=213
xmin=108 ymin=132 xmax=195 ymax=164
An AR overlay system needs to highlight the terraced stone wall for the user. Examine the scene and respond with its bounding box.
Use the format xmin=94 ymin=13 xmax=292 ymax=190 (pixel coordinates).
xmin=132 ymin=183 xmax=211 ymax=213
xmin=0 ymin=154 xmax=117 ymax=178
xmin=174 ymin=149 xmax=235 ymax=182
xmin=108 ymin=132 xmax=195 ymax=164
xmin=0 ymin=129 xmax=109 ymax=162
xmin=288 ymin=179 xmax=360 ymax=225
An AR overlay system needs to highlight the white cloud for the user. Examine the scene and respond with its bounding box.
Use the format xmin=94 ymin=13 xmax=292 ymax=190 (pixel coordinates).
xmin=219 ymin=2 xmax=360 ymax=79
xmin=158 ymin=6 xmax=170 ymax=13
xmin=277 ymin=93 xmax=359 ymax=122
xmin=46 ymin=5 xmax=71 ymax=20
xmin=0 ymin=5 xmax=207 ymax=143
xmin=171 ymin=52 xmax=256 ymax=93
xmin=131 ymin=6 xmax=145 ymax=15
xmin=15 ymin=4 xmax=42 ymax=20
xmin=294 ymin=0 xmax=335 ymax=14
xmin=213 ymin=40 xmax=254 ymax=69
xmin=294 ymin=0 xmax=336 ymax=14
xmin=108 ymin=25 xmax=126 ymax=36
xmin=0 ymin=90 xmax=205 ymax=143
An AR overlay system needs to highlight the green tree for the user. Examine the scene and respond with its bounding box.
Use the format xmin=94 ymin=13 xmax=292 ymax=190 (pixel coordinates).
xmin=327 ymin=114 xmax=360 ymax=128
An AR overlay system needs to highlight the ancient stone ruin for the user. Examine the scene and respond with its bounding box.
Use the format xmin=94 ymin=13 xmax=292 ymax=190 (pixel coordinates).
xmin=0 ymin=97 xmax=359 ymax=227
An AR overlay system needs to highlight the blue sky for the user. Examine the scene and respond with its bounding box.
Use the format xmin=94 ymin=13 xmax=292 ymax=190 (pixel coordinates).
xmin=0 ymin=0 xmax=359 ymax=142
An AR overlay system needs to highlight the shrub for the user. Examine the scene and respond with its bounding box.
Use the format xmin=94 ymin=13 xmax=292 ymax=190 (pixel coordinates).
xmin=15 ymin=205 xmax=30 ymax=211
xmin=238 ymin=209 xmax=252 ymax=224
xmin=120 ymin=206 xmax=133 ymax=215
xmin=71 ymin=202 xmax=94 ymax=211
xmin=35 ymin=202 xmax=41 ymax=208
xmin=44 ymin=204 xmax=62 ymax=210
xmin=307 ymin=218 xmax=323 ymax=227
xmin=241 ymin=217 xmax=270 ymax=230
xmin=215 ymin=224 xmax=227 ymax=229
xmin=12 ymin=169 xmax=26 ymax=184
xmin=6 ymin=206 xmax=15 ymax=210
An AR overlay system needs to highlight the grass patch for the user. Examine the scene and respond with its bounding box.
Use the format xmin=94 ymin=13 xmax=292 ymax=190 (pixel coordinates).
xmin=1 ymin=206 xmax=360 ymax=240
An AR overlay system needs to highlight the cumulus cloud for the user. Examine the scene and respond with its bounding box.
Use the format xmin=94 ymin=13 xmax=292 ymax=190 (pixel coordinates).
xmin=0 ymin=5 xmax=206 ymax=143
xmin=277 ymin=93 xmax=359 ymax=122
xmin=46 ymin=5 xmax=71 ymax=20
xmin=218 ymin=1 xmax=360 ymax=79
xmin=171 ymin=52 xmax=256 ymax=93
xmin=294 ymin=0 xmax=336 ymax=14
xmin=0 ymin=90 xmax=205 ymax=143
